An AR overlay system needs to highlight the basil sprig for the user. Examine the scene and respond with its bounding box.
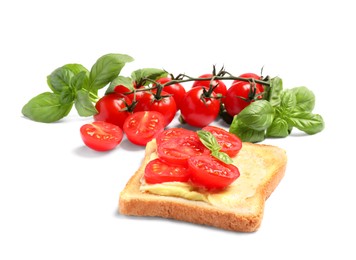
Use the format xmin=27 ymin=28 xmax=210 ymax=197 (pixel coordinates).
xmin=22 ymin=53 xmax=133 ymax=123
xmin=229 ymin=77 xmax=325 ymax=142
xmin=197 ymin=130 xmax=233 ymax=164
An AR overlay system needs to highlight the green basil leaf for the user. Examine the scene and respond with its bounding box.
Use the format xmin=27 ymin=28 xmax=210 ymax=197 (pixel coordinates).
xmin=236 ymin=100 xmax=274 ymax=131
xmin=280 ymin=90 xmax=297 ymax=113
xmin=105 ymin=76 xmax=134 ymax=95
xmin=70 ymin=71 xmax=88 ymax=91
xmin=229 ymin=118 xmax=265 ymax=143
xmin=197 ymin=130 xmax=221 ymax=152
xmin=268 ymin=76 xmax=283 ymax=106
xmin=62 ymin=63 xmax=89 ymax=75
xmin=131 ymin=68 xmax=168 ymax=86
xmin=266 ymin=117 xmax=289 ymax=138
xmin=59 ymin=86 xmax=75 ymax=104
xmin=287 ymin=111 xmax=325 ymax=135
xmin=211 ymin=151 xmax=233 ymax=164
xmin=22 ymin=92 xmax=72 ymax=123
xmin=290 ymin=86 xmax=315 ymax=112
xmin=47 ymin=67 xmax=74 ymax=93
xmin=88 ymin=53 xmax=134 ymax=91
xmin=74 ymin=89 xmax=98 ymax=117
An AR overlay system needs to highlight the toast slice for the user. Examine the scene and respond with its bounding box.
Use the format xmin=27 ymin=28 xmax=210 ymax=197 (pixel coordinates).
xmin=119 ymin=139 xmax=287 ymax=232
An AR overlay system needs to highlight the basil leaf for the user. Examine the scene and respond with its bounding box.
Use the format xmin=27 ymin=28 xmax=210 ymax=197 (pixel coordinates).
xmin=105 ymin=76 xmax=134 ymax=95
xmin=211 ymin=151 xmax=233 ymax=164
xmin=236 ymin=100 xmax=274 ymax=131
xmin=280 ymin=90 xmax=297 ymax=113
xmin=70 ymin=71 xmax=88 ymax=91
xmin=287 ymin=111 xmax=325 ymax=134
xmin=197 ymin=130 xmax=221 ymax=152
xmin=47 ymin=67 xmax=74 ymax=93
xmin=268 ymin=76 xmax=283 ymax=106
xmin=62 ymin=63 xmax=89 ymax=75
xmin=74 ymin=89 xmax=98 ymax=117
xmin=229 ymin=118 xmax=265 ymax=143
xmin=266 ymin=117 xmax=289 ymax=138
xmin=22 ymin=92 xmax=72 ymax=123
xmin=290 ymin=86 xmax=315 ymax=112
xmin=59 ymin=86 xmax=75 ymax=104
xmin=131 ymin=68 xmax=168 ymax=86
xmin=88 ymin=53 xmax=134 ymax=91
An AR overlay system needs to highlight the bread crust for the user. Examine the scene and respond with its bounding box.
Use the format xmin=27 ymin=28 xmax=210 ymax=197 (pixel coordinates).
xmin=119 ymin=140 xmax=287 ymax=232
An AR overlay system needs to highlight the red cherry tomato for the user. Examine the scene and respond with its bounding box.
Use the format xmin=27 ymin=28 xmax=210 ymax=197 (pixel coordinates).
xmin=156 ymin=77 xmax=186 ymax=110
xmin=180 ymin=87 xmax=220 ymax=127
xmin=123 ymin=111 xmax=165 ymax=146
xmin=157 ymin=133 xmax=209 ymax=166
xmin=156 ymin=127 xmax=195 ymax=146
xmin=80 ymin=121 xmax=123 ymax=152
xmin=202 ymin=126 xmax=242 ymax=157
xmin=94 ymin=93 xmax=132 ymax=129
xmin=232 ymin=73 xmax=264 ymax=94
xmin=144 ymin=158 xmax=190 ymax=184
xmin=192 ymin=73 xmax=227 ymax=96
xmin=188 ymin=155 xmax=240 ymax=190
xmin=223 ymin=81 xmax=263 ymax=116
xmin=129 ymin=89 xmax=177 ymax=127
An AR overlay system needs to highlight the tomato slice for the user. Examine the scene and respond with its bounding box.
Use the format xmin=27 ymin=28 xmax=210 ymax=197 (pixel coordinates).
xmin=80 ymin=121 xmax=123 ymax=151
xmin=144 ymin=158 xmax=190 ymax=184
xmin=202 ymin=126 xmax=242 ymax=157
xmin=156 ymin=127 xmax=195 ymax=146
xmin=188 ymin=155 xmax=240 ymax=190
xmin=157 ymin=133 xmax=210 ymax=166
xmin=123 ymin=111 xmax=165 ymax=146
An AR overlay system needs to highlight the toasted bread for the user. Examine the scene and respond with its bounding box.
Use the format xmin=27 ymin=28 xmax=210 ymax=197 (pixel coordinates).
xmin=119 ymin=139 xmax=287 ymax=232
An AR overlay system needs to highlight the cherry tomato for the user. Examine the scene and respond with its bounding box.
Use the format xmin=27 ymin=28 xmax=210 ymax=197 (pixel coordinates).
xmin=180 ymin=87 xmax=220 ymax=127
xmin=123 ymin=111 xmax=165 ymax=146
xmin=202 ymin=126 xmax=242 ymax=157
xmin=231 ymin=73 xmax=264 ymax=95
xmin=188 ymin=155 xmax=240 ymax=190
xmin=130 ymin=89 xmax=177 ymax=127
xmin=192 ymin=73 xmax=227 ymax=96
xmin=113 ymin=85 xmax=132 ymax=95
xmin=156 ymin=127 xmax=195 ymax=146
xmin=223 ymin=81 xmax=263 ymax=116
xmin=144 ymin=158 xmax=190 ymax=184
xmin=80 ymin=121 xmax=123 ymax=152
xmin=156 ymin=77 xmax=186 ymax=110
xmin=94 ymin=93 xmax=132 ymax=129
xmin=157 ymin=133 xmax=209 ymax=166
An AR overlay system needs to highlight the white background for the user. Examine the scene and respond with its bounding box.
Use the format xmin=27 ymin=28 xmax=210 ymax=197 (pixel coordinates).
xmin=1 ymin=0 xmax=355 ymax=259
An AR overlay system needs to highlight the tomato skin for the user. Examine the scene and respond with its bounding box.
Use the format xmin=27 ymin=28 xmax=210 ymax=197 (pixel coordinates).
xmin=123 ymin=111 xmax=165 ymax=146
xmin=157 ymin=133 xmax=210 ymax=166
xmin=202 ymin=126 xmax=242 ymax=157
xmin=231 ymin=72 xmax=264 ymax=96
xmin=80 ymin=121 xmax=123 ymax=152
xmin=192 ymin=74 xmax=227 ymax=96
xmin=113 ymin=85 xmax=132 ymax=95
xmin=156 ymin=127 xmax=195 ymax=146
xmin=144 ymin=158 xmax=190 ymax=184
xmin=130 ymin=90 xmax=177 ymax=127
xmin=188 ymin=155 xmax=240 ymax=190
xmin=94 ymin=93 xmax=132 ymax=129
xmin=223 ymin=81 xmax=263 ymax=116
xmin=180 ymin=87 xmax=220 ymax=127
xmin=156 ymin=77 xmax=186 ymax=110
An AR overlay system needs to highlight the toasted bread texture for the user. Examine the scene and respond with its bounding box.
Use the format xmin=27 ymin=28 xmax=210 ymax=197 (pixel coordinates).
xmin=119 ymin=139 xmax=287 ymax=232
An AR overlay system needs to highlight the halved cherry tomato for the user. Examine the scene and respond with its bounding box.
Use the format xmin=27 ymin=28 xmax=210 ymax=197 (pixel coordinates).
xmin=80 ymin=121 xmax=123 ymax=152
xmin=94 ymin=93 xmax=132 ymax=129
xmin=123 ymin=111 xmax=165 ymax=146
xmin=188 ymin=155 xmax=240 ymax=190
xmin=202 ymin=126 xmax=242 ymax=157
xmin=157 ymin=133 xmax=209 ymax=166
xmin=192 ymin=73 xmax=227 ymax=96
xmin=156 ymin=127 xmax=195 ymax=146
xmin=144 ymin=158 xmax=190 ymax=184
